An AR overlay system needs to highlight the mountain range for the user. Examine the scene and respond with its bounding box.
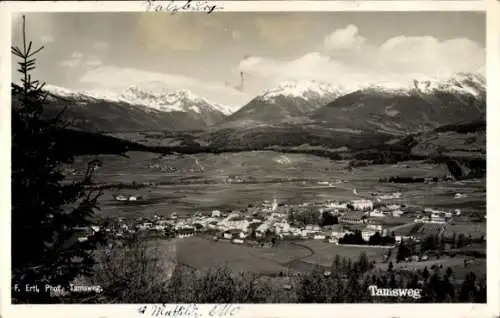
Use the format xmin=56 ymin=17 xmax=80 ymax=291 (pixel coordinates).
xmin=12 ymin=72 xmax=485 ymax=135
xmin=313 ymin=72 xmax=485 ymax=134
xmin=21 ymin=85 xmax=227 ymax=132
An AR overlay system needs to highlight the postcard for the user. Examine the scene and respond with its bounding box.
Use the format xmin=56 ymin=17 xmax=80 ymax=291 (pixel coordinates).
xmin=1 ymin=1 xmax=498 ymax=318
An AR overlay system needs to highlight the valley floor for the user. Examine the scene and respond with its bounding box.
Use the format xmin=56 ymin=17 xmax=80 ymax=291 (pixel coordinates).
xmin=68 ymin=150 xmax=486 ymax=302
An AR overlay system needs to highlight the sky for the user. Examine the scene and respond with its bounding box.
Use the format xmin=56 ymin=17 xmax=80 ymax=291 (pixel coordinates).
xmin=11 ymin=12 xmax=485 ymax=107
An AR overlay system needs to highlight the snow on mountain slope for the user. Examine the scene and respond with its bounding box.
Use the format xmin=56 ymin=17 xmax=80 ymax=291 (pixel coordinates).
xmin=115 ymin=84 xmax=234 ymax=115
xmin=39 ymin=84 xmax=226 ymax=131
xmin=259 ymin=79 xmax=345 ymax=102
xmin=44 ymin=84 xmax=228 ymax=117
xmin=223 ymin=79 xmax=345 ymax=127
xmin=411 ymin=72 xmax=485 ymax=97
xmin=356 ymin=72 xmax=485 ymax=98
xmin=312 ymin=72 xmax=485 ymax=134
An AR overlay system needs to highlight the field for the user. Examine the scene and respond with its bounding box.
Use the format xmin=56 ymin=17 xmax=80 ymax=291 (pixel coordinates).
xmin=175 ymin=237 xmax=311 ymax=273
xmin=375 ymin=256 xmax=486 ymax=282
xmin=297 ymin=240 xmax=390 ymax=267
xmin=444 ymin=222 xmax=486 ymax=239
xmin=70 ymin=151 xmax=486 ymax=219
xmin=175 ymin=237 xmax=391 ymax=273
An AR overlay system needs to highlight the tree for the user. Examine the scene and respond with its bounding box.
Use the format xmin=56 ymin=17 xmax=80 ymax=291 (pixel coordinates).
xmin=344 ymin=274 xmax=362 ymax=302
xmin=357 ymin=252 xmax=370 ymax=273
xmin=422 ymin=266 xmax=430 ymax=280
xmin=451 ymin=232 xmax=457 ymax=248
xmin=368 ymin=231 xmax=382 ymax=246
xmin=331 ymin=254 xmax=342 ymax=274
xmin=321 ymin=211 xmax=337 ymax=226
xmin=457 ymin=234 xmax=466 ymax=248
xmin=459 ymin=272 xmax=477 ymax=302
xmin=297 ymin=266 xmax=329 ymax=302
xmin=423 ymin=234 xmax=437 ymax=251
xmin=445 ymin=267 xmax=453 ymax=278
xmin=11 ymin=15 xmax=103 ymax=303
xmin=396 ymin=241 xmax=410 ymax=262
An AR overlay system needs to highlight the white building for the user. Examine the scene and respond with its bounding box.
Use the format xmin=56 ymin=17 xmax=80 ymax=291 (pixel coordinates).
xmin=392 ymin=210 xmax=404 ymax=217
xmin=328 ymin=237 xmax=339 ymax=244
xmin=115 ymin=195 xmax=128 ymax=201
xmin=369 ymin=210 xmax=385 ymax=217
xmin=362 ymin=230 xmax=376 ymax=241
xmin=232 ymin=239 xmax=244 ymax=244
xmin=378 ymin=192 xmax=402 ymax=200
xmin=313 ymin=234 xmax=326 ymax=240
xmin=366 ymin=224 xmax=383 ymax=232
xmin=352 ymin=199 xmax=374 ymax=211
xmin=325 ymin=202 xmax=348 ymax=211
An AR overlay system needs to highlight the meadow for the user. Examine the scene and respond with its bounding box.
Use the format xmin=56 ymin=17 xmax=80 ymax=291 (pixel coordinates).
xmin=174 ymin=237 xmax=392 ymax=274
xmin=70 ymin=151 xmax=486 ymax=219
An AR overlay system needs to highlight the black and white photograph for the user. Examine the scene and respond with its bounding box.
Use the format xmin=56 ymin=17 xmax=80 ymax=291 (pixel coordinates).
xmin=8 ymin=4 xmax=491 ymax=307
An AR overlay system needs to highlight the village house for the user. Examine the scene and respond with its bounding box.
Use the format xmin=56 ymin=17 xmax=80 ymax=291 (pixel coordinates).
xmin=313 ymin=233 xmax=327 ymax=240
xmin=352 ymin=199 xmax=374 ymax=211
xmin=369 ymin=209 xmax=385 ymax=217
xmin=339 ymin=211 xmax=365 ymax=225
xmin=386 ymin=204 xmax=401 ymax=211
xmin=223 ymin=228 xmax=243 ymax=240
xmin=330 ymin=225 xmax=350 ymax=239
xmin=392 ymin=210 xmax=404 ymax=217
xmin=361 ymin=228 xmax=377 ymax=241
xmin=232 ymin=238 xmax=244 ymax=244
xmin=325 ymin=202 xmax=349 ymax=211
xmin=177 ymin=227 xmax=195 ymax=238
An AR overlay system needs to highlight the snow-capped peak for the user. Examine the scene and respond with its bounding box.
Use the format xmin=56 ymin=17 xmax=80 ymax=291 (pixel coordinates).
xmin=120 ymin=86 xmax=225 ymax=114
xmin=407 ymin=72 xmax=485 ymax=97
xmin=42 ymin=84 xmax=230 ymax=116
xmin=355 ymin=72 xmax=485 ymax=98
xmin=44 ymin=84 xmax=97 ymax=100
xmin=259 ymin=79 xmax=345 ymax=101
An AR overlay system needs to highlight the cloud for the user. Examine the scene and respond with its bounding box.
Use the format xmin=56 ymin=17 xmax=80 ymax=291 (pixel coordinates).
xmin=85 ymin=57 xmax=103 ymax=68
xmin=324 ymin=25 xmax=366 ymax=51
xmin=376 ymin=36 xmax=484 ymax=74
xmin=59 ymin=59 xmax=81 ymax=69
xmin=59 ymin=51 xmax=84 ymax=68
xmin=71 ymin=51 xmax=84 ymax=59
xmin=238 ymin=26 xmax=485 ymax=90
xmin=93 ymin=41 xmax=109 ymax=51
xmin=79 ymin=65 xmax=253 ymax=107
xmin=60 ymin=52 xmax=103 ymax=70
xmin=40 ymin=35 xmax=55 ymax=44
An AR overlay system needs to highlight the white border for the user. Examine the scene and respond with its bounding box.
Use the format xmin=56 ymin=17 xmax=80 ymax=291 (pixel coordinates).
xmin=0 ymin=1 xmax=498 ymax=318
